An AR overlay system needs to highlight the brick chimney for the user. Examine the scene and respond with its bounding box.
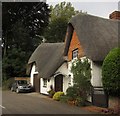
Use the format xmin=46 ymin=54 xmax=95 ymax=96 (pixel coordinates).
xmin=109 ymin=11 xmax=120 ymax=20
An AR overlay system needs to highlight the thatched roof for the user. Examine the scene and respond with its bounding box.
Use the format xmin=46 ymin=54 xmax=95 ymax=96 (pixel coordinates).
xmin=64 ymin=13 xmax=119 ymax=61
xmin=27 ymin=43 xmax=65 ymax=79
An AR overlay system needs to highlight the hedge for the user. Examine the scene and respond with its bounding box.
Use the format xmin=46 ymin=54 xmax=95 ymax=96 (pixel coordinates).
xmin=102 ymin=47 xmax=120 ymax=97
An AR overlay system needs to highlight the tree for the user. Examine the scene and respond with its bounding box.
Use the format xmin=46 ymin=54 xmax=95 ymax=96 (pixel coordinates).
xmin=2 ymin=2 xmax=50 ymax=80
xmin=44 ymin=17 xmax=68 ymax=42
xmin=44 ymin=1 xmax=79 ymax=42
xmin=50 ymin=2 xmax=79 ymax=21
xmin=102 ymin=48 xmax=120 ymax=97
xmin=2 ymin=2 xmax=50 ymax=57
xmin=2 ymin=48 xmax=27 ymax=80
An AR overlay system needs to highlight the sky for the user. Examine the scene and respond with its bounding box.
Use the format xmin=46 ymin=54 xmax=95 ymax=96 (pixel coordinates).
xmin=46 ymin=0 xmax=119 ymax=19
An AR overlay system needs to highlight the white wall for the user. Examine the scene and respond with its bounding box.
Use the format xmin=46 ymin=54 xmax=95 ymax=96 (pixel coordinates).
xmin=68 ymin=61 xmax=74 ymax=86
xmin=56 ymin=62 xmax=68 ymax=76
xmin=63 ymin=75 xmax=71 ymax=94
xmin=91 ymin=61 xmax=103 ymax=87
xmin=55 ymin=62 xmax=71 ymax=94
xmin=30 ymin=64 xmax=38 ymax=86
xmin=40 ymin=78 xmax=48 ymax=95
xmin=30 ymin=58 xmax=103 ymax=95
xmin=40 ymin=62 xmax=70 ymax=95
xmin=68 ymin=57 xmax=103 ymax=87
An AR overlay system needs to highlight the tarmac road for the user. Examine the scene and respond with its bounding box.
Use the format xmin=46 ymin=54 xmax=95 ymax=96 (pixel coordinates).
xmin=2 ymin=90 xmax=95 ymax=114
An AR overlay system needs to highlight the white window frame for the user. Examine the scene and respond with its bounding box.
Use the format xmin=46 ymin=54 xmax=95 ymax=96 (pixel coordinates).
xmin=72 ymin=48 xmax=78 ymax=59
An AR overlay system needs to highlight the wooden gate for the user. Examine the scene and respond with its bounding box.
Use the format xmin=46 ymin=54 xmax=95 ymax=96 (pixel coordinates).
xmin=92 ymin=86 xmax=108 ymax=108
xmin=33 ymin=74 xmax=40 ymax=93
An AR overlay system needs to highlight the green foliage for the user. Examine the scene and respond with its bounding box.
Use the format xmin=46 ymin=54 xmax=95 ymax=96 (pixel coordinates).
xmin=50 ymin=2 xmax=79 ymax=21
xmin=69 ymin=58 xmax=92 ymax=105
xmin=44 ymin=17 xmax=68 ymax=42
xmin=44 ymin=1 xmax=79 ymax=42
xmin=66 ymin=86 xmax=86 ymax=106
xmin=2 ymin=2 xmax=50 ymax=40
xmin=71 ymin=58 xmax=92 ymax=98
xmin=102 ymin=48 xmax=120 ymax=97
xmin=53 ymin=91 xmax=64 ymax=101
xmin=2 ymin=2 xmax=50 ymax=80
xmin=74 ymin=97 xmax=86 ymax=106
xmin=2 ymin=78 xmax=14 ymax=90
xmin=59 ymin=95 xmax=70 ymax=103
xmin=66 ymin=86 xmax=78 ymax=100
xmin=2 ymin=48 xmax=29 ymax=80
xmin=47 ymin=89 xmax=55 ymax=98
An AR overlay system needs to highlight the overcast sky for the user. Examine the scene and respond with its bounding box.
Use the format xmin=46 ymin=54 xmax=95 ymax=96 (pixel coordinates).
xmin=47 ymin=0 xmax=119 ymax=19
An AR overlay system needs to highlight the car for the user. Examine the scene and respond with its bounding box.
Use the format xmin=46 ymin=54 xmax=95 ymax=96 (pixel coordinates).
xmin=11 ymin=80 xmax=32 ymax=93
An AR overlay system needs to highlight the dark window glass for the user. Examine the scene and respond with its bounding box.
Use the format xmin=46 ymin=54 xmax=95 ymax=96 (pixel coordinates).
xmin=72 ymin=48 xmax=78 ymax=59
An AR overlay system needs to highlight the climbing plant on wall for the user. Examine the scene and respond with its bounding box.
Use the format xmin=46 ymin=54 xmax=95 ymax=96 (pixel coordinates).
xmin=67 ymin=58 xmax=92 ymax=105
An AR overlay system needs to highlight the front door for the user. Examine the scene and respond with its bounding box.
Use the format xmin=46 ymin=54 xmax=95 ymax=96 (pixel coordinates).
xmin=33 ymin=74 xmax=40 ymax=93
xmin=55 ymin=74 xmax=63 ymax=92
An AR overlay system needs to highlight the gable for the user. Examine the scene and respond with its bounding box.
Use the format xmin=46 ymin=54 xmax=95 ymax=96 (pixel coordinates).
xmin=67 ymin=30 xmax=84 ymax=61
xmin=64 ymin=13 xmax=119 ymax=61
xmin=27 ymin=43 xmax=65 ymax=79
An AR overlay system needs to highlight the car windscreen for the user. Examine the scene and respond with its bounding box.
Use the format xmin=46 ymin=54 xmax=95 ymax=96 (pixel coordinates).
xmin=17 ymin=80 xmax=27 ymax=84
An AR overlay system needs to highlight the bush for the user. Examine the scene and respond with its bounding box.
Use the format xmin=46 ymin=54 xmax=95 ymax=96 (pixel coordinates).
xmin=2 ymin=78 xmax=14 ymax=90
xmin=66 ymin=86 xmax=78 ymax=100
xmin=59 ymin=95 xmax=70 ymax=103
xmin=47 ymin=89 xmax=55 ymax=98
xmin=75 ymin=97 xmax=86 ymax=106
xmin=71 ymin=58 xmax=92 ymax=102
xmin=102 ymin=48 xmax=120 ymax=97
xmin=53 ymin=91 xmax=64 ymax=101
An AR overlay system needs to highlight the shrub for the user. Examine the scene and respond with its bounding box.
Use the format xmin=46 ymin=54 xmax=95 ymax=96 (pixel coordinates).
xmin=2 ymin=78 xmax=14 ymax=90
xmin=59 ymin=95 xmax=70 ymax=103
xmin=47 ymin=89 xmax=55 ymax=98
xmin=102 ymin=48 xmax=120 ymax=97
xmin=53 ymin=91 xmax=64 ymax=101
xmin=66 ymin=86 xmax=78 ymax=100
xmin=75 ymin=97 xmax=86 ymax=106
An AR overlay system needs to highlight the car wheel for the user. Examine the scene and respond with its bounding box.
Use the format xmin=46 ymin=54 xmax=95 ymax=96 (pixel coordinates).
xmin=16 ymin=88 xmax=19 ymax=93
xmin=11 ymin=87 xmax=14 ymax=92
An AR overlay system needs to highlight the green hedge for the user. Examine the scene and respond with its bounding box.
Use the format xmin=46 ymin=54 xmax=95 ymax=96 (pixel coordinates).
xmin=102 ymin=48 xmax=120 ymax=97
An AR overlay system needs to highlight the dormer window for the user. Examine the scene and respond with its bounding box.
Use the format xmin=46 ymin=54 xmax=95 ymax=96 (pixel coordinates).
xmin=72 ymin=48 xmax=78 ymax=59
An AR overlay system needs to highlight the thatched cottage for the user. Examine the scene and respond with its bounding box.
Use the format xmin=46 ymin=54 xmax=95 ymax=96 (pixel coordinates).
xmin=27 ymin=11 xmax=119 ymax=107
xmin=27 ymin=43 xmax=70 ymax=94
xmin=64 ymin=11 xmax=119 ymax=87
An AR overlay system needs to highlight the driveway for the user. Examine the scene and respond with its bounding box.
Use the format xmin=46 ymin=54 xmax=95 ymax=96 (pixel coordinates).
xmin=2 ymin=91 xmax=96 ymax=114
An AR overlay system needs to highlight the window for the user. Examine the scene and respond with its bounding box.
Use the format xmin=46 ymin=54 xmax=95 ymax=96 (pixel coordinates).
xmin=43 ymin=78 xmax=47 ymax=87
xmin=72 ymin=48 xmax=78 ymax=59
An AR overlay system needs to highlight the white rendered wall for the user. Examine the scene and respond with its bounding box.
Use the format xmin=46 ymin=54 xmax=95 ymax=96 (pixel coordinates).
xmin=91 ymin=61 xmax=103 ymax=87
xmin=68 ymin=57 xmax=103 ymax=87
xmin=56 ymin=62 xmax=68 ymax=76
xmin=40 ymin=76 xmax=55 ymax=95
xmin=40 ymin=62 xmax=70 ymax=95
xmin=54 ymin=62 xmax=70 ymax=94
xmin=30 ymin=64 xmax=38 ymax=86
xmin=40 ymin=78 xmax=48 ymax=95
xmin=68 ymin=61 xmax=74 ymax=86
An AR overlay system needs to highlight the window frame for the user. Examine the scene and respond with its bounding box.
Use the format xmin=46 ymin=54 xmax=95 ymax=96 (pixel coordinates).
xmin=72 ymin=48 xmax=78 ymax=59
xmin=43 ymin=78 xmax=47 ymax=88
